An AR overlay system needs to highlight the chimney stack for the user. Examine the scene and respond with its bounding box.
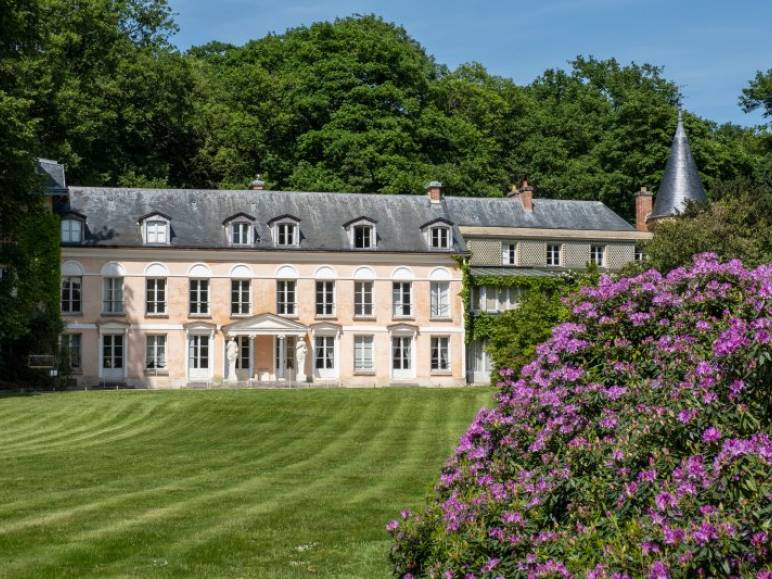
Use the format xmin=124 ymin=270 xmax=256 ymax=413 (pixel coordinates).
xmin=249 ymin=173 xmax=265 ymax=191
xmin=508 ymin=177 xmax=534 ymax=211
xmin=425 ymin=181 xmax=443 ymax=204
xmin=635 ymin=186 xmax=653 ymax=232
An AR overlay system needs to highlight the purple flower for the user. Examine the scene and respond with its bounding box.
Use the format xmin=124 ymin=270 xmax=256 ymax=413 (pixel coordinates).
xmin=386 ymin=520 xmax=400 ymax=532
xmin=648 ymin=560 xmax=670 ymax=579
xmin=655 ymin=492 xmax=677 ymax=512
xmin=702 ymin=427 xmax=721 ymax=443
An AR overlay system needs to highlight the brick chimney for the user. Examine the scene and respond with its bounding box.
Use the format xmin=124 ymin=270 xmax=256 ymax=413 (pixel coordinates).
xmin=508 ymin=178 xmax=534 ymax=211
xmin=635 ymin=186 xmax=653 ymax=232
xmin=425 ymin=181 xmax=443 ymax=204
xmin=249 ymin=173 xmax=265 ymax=191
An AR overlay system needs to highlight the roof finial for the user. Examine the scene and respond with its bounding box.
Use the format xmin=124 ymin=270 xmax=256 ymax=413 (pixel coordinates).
xmin=249 ymin=172 xmax=265 ymax=191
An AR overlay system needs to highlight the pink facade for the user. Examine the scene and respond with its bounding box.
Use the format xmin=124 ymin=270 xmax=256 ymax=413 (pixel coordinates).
xmin=61 ymin=250 xmax=465 ymax=388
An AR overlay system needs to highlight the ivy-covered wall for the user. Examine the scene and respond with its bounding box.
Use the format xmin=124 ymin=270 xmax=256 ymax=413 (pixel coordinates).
xmin=459 ymin=258 xmax=598 ymax=383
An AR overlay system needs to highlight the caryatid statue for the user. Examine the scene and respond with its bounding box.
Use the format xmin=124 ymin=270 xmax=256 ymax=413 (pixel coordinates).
xmin=295 ymin=339 xmax=307 ymax=382
xmin=225 ymin=338 xmax=239 ymax=383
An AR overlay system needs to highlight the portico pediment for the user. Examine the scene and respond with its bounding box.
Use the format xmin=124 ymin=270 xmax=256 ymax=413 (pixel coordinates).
xmin=222 ymin=313 xmax=308 ymax=337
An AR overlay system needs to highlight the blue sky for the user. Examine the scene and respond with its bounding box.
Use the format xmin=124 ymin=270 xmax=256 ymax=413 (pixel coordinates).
xmin=169 ymin=0 xmax=771 ymax=127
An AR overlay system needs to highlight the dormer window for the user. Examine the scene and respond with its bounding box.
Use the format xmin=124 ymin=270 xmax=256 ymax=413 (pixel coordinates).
xmin=146 ymin=220 xmax=168 ymax=244
xmin=223 ymin=213 xmax=256 ymax=247
xmin=421 ymin=218 xmax=454 ymax=251
xmin=139 ymin=212 xmax=171 ymax=246
xmin=269 ymin=215 xmax=301 ymax=248
xmin=344 ymin=217 xmax=377 ymax=249
xmin=61 ymin=219 xmax=82 ymax=243
xmin=430 ymin=226 xmax=451 ymax=250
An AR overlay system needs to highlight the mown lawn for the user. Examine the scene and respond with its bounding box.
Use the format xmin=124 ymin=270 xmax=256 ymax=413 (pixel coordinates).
xmin=0 ymin=387 xmax=492 ymax=578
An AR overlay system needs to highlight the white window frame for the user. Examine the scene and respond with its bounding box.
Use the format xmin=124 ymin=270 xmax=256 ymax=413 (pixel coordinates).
xmin=354 ymin=281 xmax=374 ymax=318
xmin=347 ymin=220 xmax=376 ymax=249
xmin=231 ymin=279 xmax=251 ymax=316
xmin=502 ymin=241 xmax=517 ymax=265
xmin=230 ymin=221 xmax=253 ymax=247
xmin=635 ymin=246 xmax=644 ymax=262
xmin=589 ymin=244 xmax=606 ymax=267
xmin=391 ymin=335 xmax=414 ymax=379
xmin=273 ymin=219 xmax=299 ymax=247
xmin=101 ymin=333 xmax=125 ymax=377
xmin=189 ymin=278 xmax=210 ymax=315
xmin=429 ymin=225 xmax=452 ymax=250
xmin=353 ymin=335 xmax=375 ymax=374
xmin=277 ymin=279 xmax=297 ymax=316
xmin=61 ymin=276 xmax=82 ymax=314
xmin=430 ymin=281 xmax=450 ymax=319
xmin=145 ymin=334 xmax=167 ymax=371
xmin=102 ymin=277 xmax=124 ymax=314
xmin=392 ymin=281 xmax=413 ymax=318
xmin=315 ymin=280 xmax=335 ymax=317
xmin=311 ymin=329 xmax=339 ymax=381
xmin=142 ymin=216 xmax=170 ymax=245
xmin=431 ymin=335 xmax=451 ymax=373
xmin=61 ymin=218 xmax=83 ymax=243
xmin=145 ymin=278 xmax=166 ymax=315
xmin=546 ymin=243 xmax=562 ymax=267
xmin=472 ymin=285 xmax=523 ymax=314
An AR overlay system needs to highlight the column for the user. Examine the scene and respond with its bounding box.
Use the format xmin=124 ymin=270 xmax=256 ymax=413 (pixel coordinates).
xmin=278 ymin=334 xmax=286 ymax=380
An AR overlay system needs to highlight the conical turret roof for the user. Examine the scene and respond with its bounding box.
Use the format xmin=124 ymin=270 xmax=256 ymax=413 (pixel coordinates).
xmin=650 ymin=112 xmax=707 ymax=220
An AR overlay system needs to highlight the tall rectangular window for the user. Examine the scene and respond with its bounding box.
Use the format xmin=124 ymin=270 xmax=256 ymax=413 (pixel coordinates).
xmin=235 ymin=336 xmax=250 ymax=370
xmin=431 ymin=336 xmax=450 ymax=372
xmin=63 ymin=334 xmax=81 ymax=370
xmin=146 ymin=335 xmax=167 ymax=369
xmin=353 ymin=336 xmax=374 ymax=372
xmin=354 ymin=281 xmax=373 ymax=317
xmin=392 ymin=336 xmax=412 ymax=370
xmin=392 ymin=282 xmax=412 ymax=318
xmin=61 ymin=276 xmax=82 ymax=314
xmin=635 ymin=246 xmax=644 ymax=262
xmin=61 ymin=219 xmax=81 ymax=243
xmin=145 ymin=278 xmax=166 ymax=315
xmin=231 ymin=222 xmax=252 ymax=246
xmin=102 ymin=334 xmax=124 ymax=369
xmin=102 ymin=277 xmax=123 ymax=314
xmin=546 ymin=243 xmax=562 ymax=266
xmin=503 ymin=242 xmax=517 ymax=265
xmin=315 ymin=281 xmax=335 ymax=316
xmin=314 ymin=336 xmax=335 ymax=369
xmin=589 ymin=244 xmax=605 ymax=267
xmin=277 ymin=280 xmax=296 ymax=315
xmin=430 ymin=281 xmax=450 ymax=319
xmin=430 ymin=226 xmax=451 ymax=249
xmin=277 ymin=223 xmax=296 ymax=246
xmin=231 ymin=279 xmax=250 ymax=315
xmin=189 ymin=279 xmax=209 ymax=315
xmin=353 ymin=225 xmax=373 ymax=249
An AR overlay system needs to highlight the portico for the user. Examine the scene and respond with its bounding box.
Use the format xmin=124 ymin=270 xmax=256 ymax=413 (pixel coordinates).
xmin=222 ymin=313 xmax=309 ymax=383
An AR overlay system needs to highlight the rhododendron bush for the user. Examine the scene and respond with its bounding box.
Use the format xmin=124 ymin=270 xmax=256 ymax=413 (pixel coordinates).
xmin=389 ymin=255 xmax=771 ymax=578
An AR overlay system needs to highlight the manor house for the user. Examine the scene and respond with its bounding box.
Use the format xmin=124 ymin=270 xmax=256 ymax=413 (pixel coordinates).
xmin=41 ymin=117 xmax=704 ymax=388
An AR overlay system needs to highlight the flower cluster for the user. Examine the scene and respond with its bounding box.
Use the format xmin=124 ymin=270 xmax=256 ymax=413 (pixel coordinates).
xmin=389 ymin=254 xmax=772 ymax=578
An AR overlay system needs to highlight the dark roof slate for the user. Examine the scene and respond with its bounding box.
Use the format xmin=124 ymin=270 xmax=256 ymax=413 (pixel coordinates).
xmin=58 ymin=186 xmax=634 ymax=252
xmin=37 ymin=159 xmax=67 ymax=194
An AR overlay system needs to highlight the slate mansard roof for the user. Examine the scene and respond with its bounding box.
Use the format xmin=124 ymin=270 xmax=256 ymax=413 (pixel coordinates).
xmin=57 ymin=185 xmax=635 ymax=253
xmin=37 ymin=159 xmax=67 ymax=195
